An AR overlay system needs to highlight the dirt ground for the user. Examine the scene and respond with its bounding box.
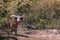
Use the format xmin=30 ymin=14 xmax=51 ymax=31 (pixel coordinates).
xmin=17 ymin=29 xmax=60 ymax=40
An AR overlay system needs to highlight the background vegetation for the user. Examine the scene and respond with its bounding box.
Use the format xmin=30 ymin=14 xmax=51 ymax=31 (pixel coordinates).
xmin=0 ymin=0 xmax=60 ymax=29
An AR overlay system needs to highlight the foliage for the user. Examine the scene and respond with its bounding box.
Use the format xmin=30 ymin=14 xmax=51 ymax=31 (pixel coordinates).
xmin=0 ymin=0 xmax=60 ymax=29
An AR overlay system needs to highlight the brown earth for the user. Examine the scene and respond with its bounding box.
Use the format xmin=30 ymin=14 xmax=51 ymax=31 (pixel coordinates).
xmin=16 ymin=29 xmax=60 ymax=40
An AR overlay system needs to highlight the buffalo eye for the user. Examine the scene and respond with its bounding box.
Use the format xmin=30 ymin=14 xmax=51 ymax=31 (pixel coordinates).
xmin=20 ymin=17 xmax=23 ymax=20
